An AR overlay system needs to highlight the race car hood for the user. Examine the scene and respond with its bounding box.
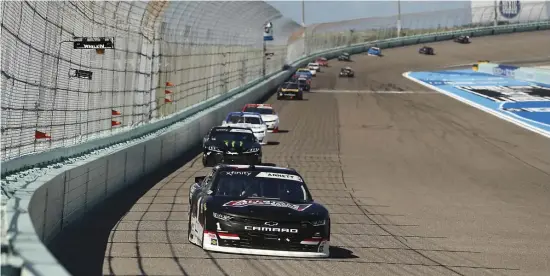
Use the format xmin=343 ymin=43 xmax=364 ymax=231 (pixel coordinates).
xmin=225 ymin=122 xmax=266 ymax=131
xmin=205 ymin=139 xmax=258 ymax=152
xmin=211 ymin=198 xmax=329 ymax=222
xmin=260 ymin=114 xmax=278 ymax=122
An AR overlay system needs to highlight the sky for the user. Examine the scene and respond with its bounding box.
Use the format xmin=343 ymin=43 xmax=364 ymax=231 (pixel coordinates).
xmin=266 ymin=1 xmax=472 ymax=25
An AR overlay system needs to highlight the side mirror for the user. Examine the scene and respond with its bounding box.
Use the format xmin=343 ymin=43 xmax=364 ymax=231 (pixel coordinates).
xmin=195 ymin=176 xmax=206 ymax=184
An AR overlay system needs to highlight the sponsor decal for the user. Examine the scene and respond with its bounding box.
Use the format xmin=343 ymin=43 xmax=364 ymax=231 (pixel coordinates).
xmin=68 ymin=69 xmax=93 ymax=80
xmin=244 ymin=226 xmax=298 ymax=233
xmin=456 ymin=85 xmax=550 ymax=103
xmin=256 ymin=172 xmax=304 ymax=182
xmin=499 ymin=0 xmax=521 ymax=19
xmin=223 ymin=199 xmax=312 ymax=211
xmin=492 ymin=65 xmax=519 ymax=78
xmin=220 ymin=171 xmax=253 ymax=176
xmin=211 ymin=239 xmax=218 ymax=245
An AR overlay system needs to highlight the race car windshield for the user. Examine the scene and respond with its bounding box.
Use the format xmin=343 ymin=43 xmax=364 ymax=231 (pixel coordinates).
xmin=243 ymin=117 xmax=262 ymax=124
xmin=284 ymin=83 xmax=299 ymax=89
xmin=214 ymin=173 xmax=310 ymax=203
xmin=227 ymin=115 xmax=262 ymax=124
xmin=243 ymin=107 xmax=274 ymax=115
xmin=210 ymin=131 xmax=255 ymax=142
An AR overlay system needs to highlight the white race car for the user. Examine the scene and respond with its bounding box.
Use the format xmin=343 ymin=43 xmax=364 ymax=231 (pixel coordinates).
xmin=221 ymin=112 xmax=268 ymax=144
xmin=308 ymin=62 xmax=321 ymax=73
xmin=242 ymin=104 xmax=280 ymax=133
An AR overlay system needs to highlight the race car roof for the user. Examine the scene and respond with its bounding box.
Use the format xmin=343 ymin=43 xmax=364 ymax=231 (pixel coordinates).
xmin=244 ymin=104 xmax=273 ymax=109
xmin=214 ymin=164 xmax=298 ymax=175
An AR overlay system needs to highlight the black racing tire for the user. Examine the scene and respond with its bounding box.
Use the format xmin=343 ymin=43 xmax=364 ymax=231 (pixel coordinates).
xmin=202 ymin=154 xmax=209 ymax=167
xmin=187 ymin=209 xmax=193 ymax=243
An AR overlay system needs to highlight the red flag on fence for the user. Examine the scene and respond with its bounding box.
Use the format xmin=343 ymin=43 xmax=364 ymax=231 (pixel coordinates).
xmin=112 ymin=109 xmax=121 ymax=116
xmin=35 ymin=130 xmax=51 ymax=139
xmin=164 ymin=90 xmax=172 ymax=94
xmin=111 ymin=120 xmax=121 ymax=127
xmin=166 ymin=81 xmax=174 ymax=87
xmin=164 ymin=98 xmax=172 ymax=103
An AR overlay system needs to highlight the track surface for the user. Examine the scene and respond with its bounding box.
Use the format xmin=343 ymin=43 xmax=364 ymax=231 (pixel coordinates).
xmin=52 ymin=31 xmax=550 ymax=276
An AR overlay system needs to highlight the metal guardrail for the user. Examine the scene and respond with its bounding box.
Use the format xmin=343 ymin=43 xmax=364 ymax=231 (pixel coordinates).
xmin=1 ymin=21 xmax=549 ymax=276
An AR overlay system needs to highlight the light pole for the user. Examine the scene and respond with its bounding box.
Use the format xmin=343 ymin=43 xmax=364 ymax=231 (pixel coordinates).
xmin=302 ymin=0 xmax=308 ymax=56
xmin=397 ymin=0 xmax=402 ymax=37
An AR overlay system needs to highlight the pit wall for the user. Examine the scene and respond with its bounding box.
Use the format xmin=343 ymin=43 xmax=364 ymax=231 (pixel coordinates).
xmin=476 ymin=62 xmax=550 ymax=85
xmin=4 ymin=21 xmax=550 ymax=276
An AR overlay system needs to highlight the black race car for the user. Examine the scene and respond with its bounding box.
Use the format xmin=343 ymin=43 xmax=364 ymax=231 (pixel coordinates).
xmin=277 ymin=82 xmax=304 ymax=100
xmin=188 ymin=164 xmax=331 ymax=258
xmin=339 ymin=67 xmax=354 ymax=77
xmin=337 ymin=52 xmax=351 ymax=61
xmin=454 ymin=35 xmax=471 ymax=44
xmin=202 ymin=126 xmax=262 ymax=167
xmin=419 ymin=46 xmax=435 ymax=55
xmin=297 ymin=78 xmax=310 ymax=91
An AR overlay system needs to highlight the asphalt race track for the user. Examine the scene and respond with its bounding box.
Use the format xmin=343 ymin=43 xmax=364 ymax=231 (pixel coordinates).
xmin=51 ymin=31 xmax=550 ymax=276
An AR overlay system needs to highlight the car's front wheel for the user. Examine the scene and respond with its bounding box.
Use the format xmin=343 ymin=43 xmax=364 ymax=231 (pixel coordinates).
xmin=202 ymin=154 xmax=209 ymax=167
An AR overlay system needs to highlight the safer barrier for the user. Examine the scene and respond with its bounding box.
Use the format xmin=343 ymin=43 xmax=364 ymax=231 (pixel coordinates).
xmin=476 ymin=62 xmax=550 ymax=85
xmin=3 ymin=21 xmax=550 ymax=276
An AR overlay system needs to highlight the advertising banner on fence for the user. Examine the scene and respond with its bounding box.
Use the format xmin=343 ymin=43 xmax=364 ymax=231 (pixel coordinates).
xmin=470 ymin=0 xmax=550 ymax=24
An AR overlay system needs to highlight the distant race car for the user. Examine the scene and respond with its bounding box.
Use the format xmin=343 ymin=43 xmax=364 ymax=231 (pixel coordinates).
xmin=339 ymin=67 xmax=354 ymax=77
xmin=296 ymin=68 xmax=314 ymax=78
xmin=277 ymin=82 xmax=304 ymax=100
xmin=308 ymin=62 xmax=321 ymax=73
xmin=202 ymin=126 xmax=262 ymax=166
xmin=188 ymin=164 xmax=331 ymax=258
xmin=297 ymin=77 xmax=311 ymax=92
xmin=454 ymin=35 xmax=471 ymax=44
xmin=316 ymin=57 xmax=328 ymax=67
xmin=221 ymin=112 xmax=268 ymax=144
xmin=367 ymin=47 xmax=381 ymax=56
xmin=419 ymin=46 xmax=435 ymax=55
xmin=242 ymin=104 xmax=280 ymax=133
xmin=338 ymin=52 xmax=351 ymax=61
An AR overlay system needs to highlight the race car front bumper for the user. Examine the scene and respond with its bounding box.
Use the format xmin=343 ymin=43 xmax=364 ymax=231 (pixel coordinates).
xmin=202 ymin=231 xmax=330 ymax=258
xmin=207 ymin=151 xmax=261 ymax=165
xmin=253 ymin=131 xmax=266 ymax=144
xmin=263 ymin=120 xmax=279 ymax=132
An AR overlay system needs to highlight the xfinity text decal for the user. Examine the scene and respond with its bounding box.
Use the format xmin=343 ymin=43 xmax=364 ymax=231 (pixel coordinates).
xmin=223 ymin=199 xmax=312 ymax=211
xmin=220 ymin=171 xmax=253 ymax=176
xmin=256 ymin=172 xmax=304 ymax=182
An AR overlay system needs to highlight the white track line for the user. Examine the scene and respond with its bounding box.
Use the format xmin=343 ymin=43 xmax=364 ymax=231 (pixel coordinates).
xmin=311 ymin=90 xmax=436 ymax=94
xmin=402 ymin=72 xmax=550 ymax=139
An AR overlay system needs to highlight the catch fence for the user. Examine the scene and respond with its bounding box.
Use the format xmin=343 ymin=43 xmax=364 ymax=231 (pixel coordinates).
xmin=1 ymin=0 xmax=299 ymax=162
xmin=303 ymin=1 xmax=550 ymax=55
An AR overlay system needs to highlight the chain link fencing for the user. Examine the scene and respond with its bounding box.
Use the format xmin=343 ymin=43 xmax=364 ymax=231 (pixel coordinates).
xmin=298 ymin=1 xmax=550 ymax=56
xmin=1 ymin=1 xmax=299 ymax=162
